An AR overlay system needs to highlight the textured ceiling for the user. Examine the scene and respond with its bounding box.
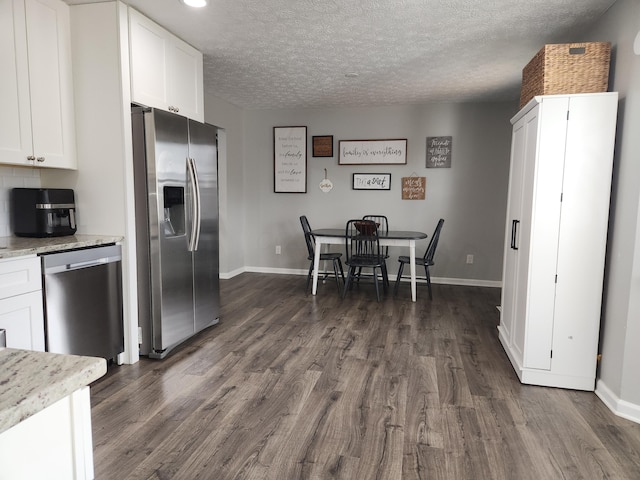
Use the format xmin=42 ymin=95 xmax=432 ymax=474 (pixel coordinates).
xmin=64 ymin=0 xmax=617 ymax=109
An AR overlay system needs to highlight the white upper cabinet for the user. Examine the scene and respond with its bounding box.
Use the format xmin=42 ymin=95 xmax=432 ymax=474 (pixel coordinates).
xmin=128 ymin=8 xmax=204 ymax=122
xmin=0 ymin=0 xmax=77 ymax=169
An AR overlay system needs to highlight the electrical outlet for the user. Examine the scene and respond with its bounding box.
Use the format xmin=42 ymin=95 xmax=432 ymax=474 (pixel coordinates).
xmin=275 ymin=245 xmax=281 ymax=255
xmin=466 ymin=254 xmax=474 ymax=264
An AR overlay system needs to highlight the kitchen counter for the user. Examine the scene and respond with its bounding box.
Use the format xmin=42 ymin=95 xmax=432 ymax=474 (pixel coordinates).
xmin=0 ymin=347 xmax=106 ymax=434
xmin=0 ymin=234 xmax=123 ymax=259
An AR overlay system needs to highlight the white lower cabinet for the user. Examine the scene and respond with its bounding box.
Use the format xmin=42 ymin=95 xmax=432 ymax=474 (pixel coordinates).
xmin=0 ymin=256 xmax=45 ymax=351
xmin=498 ymin=92 xmax=618 ymax=391
xmin=0 ymin=386 xmax=95 ymax=480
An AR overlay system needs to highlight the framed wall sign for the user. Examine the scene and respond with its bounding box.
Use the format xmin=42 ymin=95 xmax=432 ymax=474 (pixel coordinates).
xmin=426 ymin=136 xmax=452 ymax=168
xmin=274 ymin=126 xmax=307 ymax=193
xmin=339 ymin=139 xmax=407 ymax=165
xmin=312 ymin=135 xmax=333 ymax=157
xmin=402 ymin=176 xmax=426 ymax=200
xmin=352 ymin=173 xmax=391 ymax=190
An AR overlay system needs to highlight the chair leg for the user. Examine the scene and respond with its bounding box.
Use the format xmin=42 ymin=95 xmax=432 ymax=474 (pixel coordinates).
xmin=373 ymin=267 xmax=381 ymax=302
xmin=332 ymin=259 xmax=342 ymax=293
xmin=306 ymin=262 xmax=313 ymax=292
xmin=425 ymin=265 xmax=433 ymax=300
xmin=381 ymin=262 xmax=389 ymax=289
xmin=338 ymin=259 xmax=345 ymax=283
xmin=394 ymin=262 xmax=405 ymax=296
xmin=342 ymin=266 xmax=355 ymax=298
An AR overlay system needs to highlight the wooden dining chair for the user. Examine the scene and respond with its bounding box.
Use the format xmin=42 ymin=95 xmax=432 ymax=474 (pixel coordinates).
xmin=300 ymin=215 xmax=344 ymax=293
xmin=394 ymin=218 xmax=444 ymax=299
xmin=343 ymin=219 xmax=387 ymax=301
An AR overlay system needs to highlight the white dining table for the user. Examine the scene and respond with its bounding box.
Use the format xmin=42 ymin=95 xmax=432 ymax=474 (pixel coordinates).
xmin=310 ymin=229 xmax=428 ymax=302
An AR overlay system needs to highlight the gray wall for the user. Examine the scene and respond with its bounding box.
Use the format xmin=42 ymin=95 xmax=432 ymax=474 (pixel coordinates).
xmin=233 ymin=101 xmax=515 ymax=284
xmin=204 ymin=94 xmax=246 ymax=276
xmin=586 ymin=0 xmax=640 ymax=416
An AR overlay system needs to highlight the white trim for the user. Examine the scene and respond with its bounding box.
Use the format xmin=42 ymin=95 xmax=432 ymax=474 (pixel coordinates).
xmin=220 ymin=267 xmax=502 ymax=289
xmin=219 ymin=266 xmax=246 ymax=279
xmin=595 ymin=379 xmax=640 ymax=425
xmin=428 ymin=276 xmax=501 ymax=288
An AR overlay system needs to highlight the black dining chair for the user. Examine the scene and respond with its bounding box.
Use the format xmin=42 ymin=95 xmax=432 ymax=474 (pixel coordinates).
xmin=394 ymin=218 xmax=444 ymax=300
xmin=300 ymin=215 xmax=344 ymax=293
xmin=362 ymin=215 xmax=390 ymax=286
xmin=343 ymin=219 xmax=387 ymax=302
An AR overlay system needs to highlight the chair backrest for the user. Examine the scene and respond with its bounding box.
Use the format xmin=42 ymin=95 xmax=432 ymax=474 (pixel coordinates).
xmin=363 ymin=215 xmax=389 ymax=255
xmin=362 ymin=215 xmax=388 ymax=234
xmin=299 ymin=215 xmax=315 ymax=259
xmin=345 ymin=219 xmax=381 ymax=263
xmin=423 ymin=218 xmax=444 ymax=264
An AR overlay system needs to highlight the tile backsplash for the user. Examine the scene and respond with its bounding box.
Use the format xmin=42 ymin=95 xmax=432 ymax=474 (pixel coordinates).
xmin=0 ymin=166 xmax=41 ymax=236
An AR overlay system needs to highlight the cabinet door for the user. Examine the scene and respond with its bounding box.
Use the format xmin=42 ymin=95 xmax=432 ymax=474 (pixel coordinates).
xmin=552 ymin=94 xmax=618 ymax=377
xmin=0 ymin=0 xmax=76 ymax=169
xmin=0 ymin=0 xmax=34 ymax=165
xmin=499 ymin=116 xmax=527 ymax=345
xmin=168 ymin=39 xmax=204 ymax=122
xmin=24 ymin=0 xmax=76 ymax=169
xmin=0 ymin=291 xmax=45 ymax=351
xmin=129 ymin=7 xmax=204 ymax=122
xmin=522 ymin=97 xmax=568 ymax=370
xmin=129 ymin=8 xmax=170 ymax=112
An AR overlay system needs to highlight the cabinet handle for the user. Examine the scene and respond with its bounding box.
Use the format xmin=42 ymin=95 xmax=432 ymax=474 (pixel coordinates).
xmin=27 ymin=155 xmax=36 ymax=161
xmin=36 ymin=157 xmax=45 ymax=162
xmin=511 ymin=219 xmax=520 ymax=250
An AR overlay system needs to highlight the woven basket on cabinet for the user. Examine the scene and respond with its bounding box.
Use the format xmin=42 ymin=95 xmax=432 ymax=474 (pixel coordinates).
xmin=519 ymin=42 xmax=611 ymax=109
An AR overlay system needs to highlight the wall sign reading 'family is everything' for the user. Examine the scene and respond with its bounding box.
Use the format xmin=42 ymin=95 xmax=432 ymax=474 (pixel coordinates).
xmin=426 ymin=136 xmax=452 ymax=168
xmin=274 ymin=126 xmax=307 ymax=193
xmin=339 ymin=139 xmax=407 ymax=165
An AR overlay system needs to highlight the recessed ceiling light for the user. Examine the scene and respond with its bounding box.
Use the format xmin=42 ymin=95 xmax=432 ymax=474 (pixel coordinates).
xmin=345 ymin=73 xmax=359 ymax=78
xmin=180 ymin=0 xmax=207 ymax=7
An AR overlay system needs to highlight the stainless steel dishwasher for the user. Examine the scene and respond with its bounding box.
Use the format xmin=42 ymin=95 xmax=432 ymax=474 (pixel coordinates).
xmin=41 ymin=244 xmax=124 ymax=362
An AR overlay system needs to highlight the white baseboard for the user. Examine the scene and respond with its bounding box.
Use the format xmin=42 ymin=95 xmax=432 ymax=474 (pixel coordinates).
xmin=220 ymin=267 xmax=501 ymax=289
xmin=595 ymin=379 xmax=640 ymax=425
xmin=431 ymin=277 xmax=501 ymax=288
xmin=219 ymin=266 xmax=246 ymax=279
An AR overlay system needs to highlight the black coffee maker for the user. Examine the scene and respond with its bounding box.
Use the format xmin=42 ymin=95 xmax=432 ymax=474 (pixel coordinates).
xmin=11 ymin=188 xmax=77 ymax=237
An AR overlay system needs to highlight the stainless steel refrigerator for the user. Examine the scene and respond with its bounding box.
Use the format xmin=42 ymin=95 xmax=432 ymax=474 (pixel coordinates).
xmin=132 ymin=107 xmax=220 ymax=359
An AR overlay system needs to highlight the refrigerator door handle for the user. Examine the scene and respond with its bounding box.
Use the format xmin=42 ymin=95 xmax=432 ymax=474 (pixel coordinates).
xmin=186 ymin=157 xmax=202 ymax=251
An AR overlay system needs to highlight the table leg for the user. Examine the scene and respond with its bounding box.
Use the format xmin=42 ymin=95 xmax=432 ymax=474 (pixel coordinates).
xmin=312 ymin=239 xmax=322 ymax=295
xmin=409 ymin=240 xmax=417 ymax=302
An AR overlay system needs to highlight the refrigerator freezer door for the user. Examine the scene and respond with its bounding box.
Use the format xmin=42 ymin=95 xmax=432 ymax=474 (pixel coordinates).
xmin=188 ymin=119 xmax=220 ymax=332
xmin=145 ymin=110 xmax=195 ymax=354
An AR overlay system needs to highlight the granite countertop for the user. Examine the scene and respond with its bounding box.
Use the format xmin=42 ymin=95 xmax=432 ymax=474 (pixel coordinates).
xmin=0 ymin=234 xmax=123 ymax=259
xmin=0 ymin=348 xmax=107 ymax=434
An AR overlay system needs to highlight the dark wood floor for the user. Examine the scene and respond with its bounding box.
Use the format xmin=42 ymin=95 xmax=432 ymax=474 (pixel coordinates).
xmin=90 ymin=273 xmax=640 ymax=479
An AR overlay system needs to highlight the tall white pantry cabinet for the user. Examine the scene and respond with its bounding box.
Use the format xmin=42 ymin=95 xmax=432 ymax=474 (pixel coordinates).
xmin=498 ymin=92 xmax=618 ymax=391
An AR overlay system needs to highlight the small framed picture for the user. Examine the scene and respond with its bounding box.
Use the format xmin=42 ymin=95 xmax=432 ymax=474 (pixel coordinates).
xmin=352 ymin=173 xmax=391 ymax=190
xmin=312 ymin=135 xmax=333 ymax=157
